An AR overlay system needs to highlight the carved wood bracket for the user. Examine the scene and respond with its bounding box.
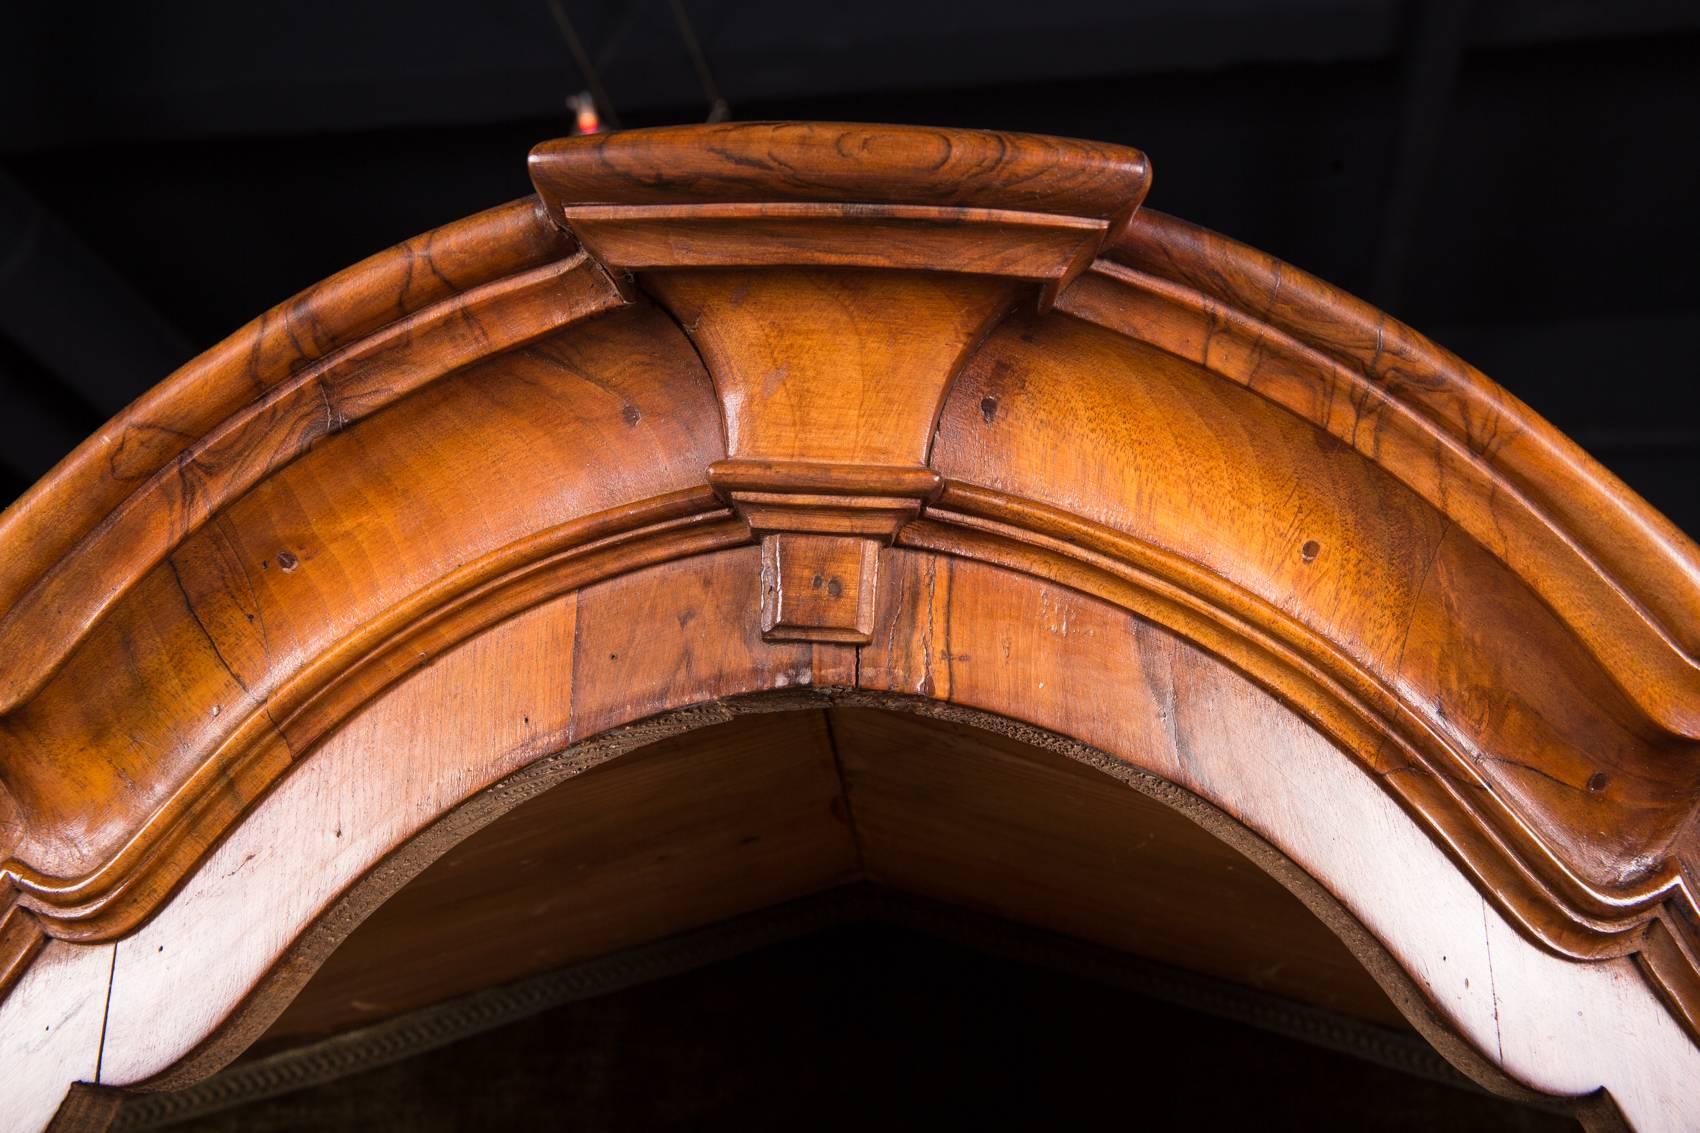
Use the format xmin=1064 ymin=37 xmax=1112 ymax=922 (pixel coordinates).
xmin=529 ymin=123 xmax=1150 ymax=645
xmin=707 ymin=460 xmax=941 ymax=643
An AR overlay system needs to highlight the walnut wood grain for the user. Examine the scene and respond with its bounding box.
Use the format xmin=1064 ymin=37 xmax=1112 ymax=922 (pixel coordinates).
xmin=0 ymin=202 xmax=593 ymax=717
xmin=527 ymin=121 xmax=1151 ymax=222
xmin=2 ymin=122 xmax=1699 ymax=1132
xmin=1 ymin=299 xmax=734 ymax=944
xmin=925 ymin=308 xmax=1697 ymax=954
xmin=1101 ymin=212 xmax=1700 ymax=737
xmin=66 ymin=554 xmax=1691 ymax=1131
xmin=759 ymin=533 xmax=882 ymax=644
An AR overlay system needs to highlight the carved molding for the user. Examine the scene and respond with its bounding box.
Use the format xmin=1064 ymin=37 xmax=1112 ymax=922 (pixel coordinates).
xmin=527 ymin=121 xmax=1151 ymax=310
xmin=710 ymin=460 xmax=943 ymax=644
xmin=1075 ymin=221 xmax=1700 ymax=738
xmin=532 ymin=125 xmax=1151 ymax=644
xmin=0 ymin=123 xmax=1697 ymax=1067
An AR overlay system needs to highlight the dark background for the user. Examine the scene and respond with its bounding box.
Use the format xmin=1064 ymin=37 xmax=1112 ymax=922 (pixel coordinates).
xmin=2 ymin=0 xmax=1698 ymax=531
xmin=7 ymin=6 xmax=1687 ymax=1126
xmin=151 ymin=922 xmax=1576 ymax=1132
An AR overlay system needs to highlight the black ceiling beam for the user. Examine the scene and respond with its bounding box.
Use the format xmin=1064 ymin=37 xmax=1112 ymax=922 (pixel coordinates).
xmin=4 ymin=0 xmax=1696 ymax=151
xmin=0 ymin=332 xmax=98 ymax=490
xmin=1369 ymin=0 xmax=1471 ymax=311
xmin=0 ymin=168 xmax=195 ymax=420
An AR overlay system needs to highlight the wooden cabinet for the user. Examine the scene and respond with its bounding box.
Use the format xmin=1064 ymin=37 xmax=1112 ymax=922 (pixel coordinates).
xmin=2 ymin=123 xmax=1697 ymax=1131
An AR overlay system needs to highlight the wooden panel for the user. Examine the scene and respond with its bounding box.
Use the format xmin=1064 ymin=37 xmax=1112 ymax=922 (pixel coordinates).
xmin=0 ymin=941 xmax=112 ymax=1133
xmin=1103 ymin=212 xmax=1700 ymax=732
xmin=7 ymin=127 xmax=1697 ymax=1035
xmin=0 ymin=198 xmax=573 ymax=647
xmin=256 ymin=704 xmax=1406 ymax=1054
xmin=932 ymin=310 xmax=1685 ymax=893
xmin=46 ymin=544 xmax=1700 ymax=1132
xmin=855 ymin=550 xmax=1700 ymax=1130
xmin=831 ymin=706 xmax=1405 ymax=1027
xmin=0 ymin=236 xmax=610 ymax=718
xmin=98 ymin=592 xmax=582 ymax=1089
xmin=95 ymin=549 xmax=853 ymax=1090
xmin=260 ymin=710 xmax=856 ymax=1048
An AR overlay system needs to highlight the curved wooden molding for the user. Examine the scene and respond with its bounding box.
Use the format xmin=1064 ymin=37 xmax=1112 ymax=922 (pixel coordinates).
xmin=0 ymin=201 xmax=597 ymax=715
xmin=527 ymin=121 xmax=1150 ymax=304
xmin=1 ymin=122 xmax=1699 ymax=1129
xmin=1083 ymin=218 xmax=1700 ymax=737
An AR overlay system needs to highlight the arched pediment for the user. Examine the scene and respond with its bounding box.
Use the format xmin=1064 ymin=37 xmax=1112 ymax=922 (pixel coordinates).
xmin=1 ymin=123 xmax=1697 ymax=1131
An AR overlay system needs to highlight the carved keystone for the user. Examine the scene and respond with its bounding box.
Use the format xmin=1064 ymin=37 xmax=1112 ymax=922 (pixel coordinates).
xmin=529 ymin=123 xmax=1151 ymax=643
xmin=760 ymin=534 xmax=880 ymax=644
xmin=710 ymin=460 xmax=940 ymax=644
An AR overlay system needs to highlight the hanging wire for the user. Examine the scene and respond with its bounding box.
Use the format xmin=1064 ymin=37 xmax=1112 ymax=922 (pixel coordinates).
xmin=545 ymin=0 xmax=623 ymax=131
xmin=668 ymin=0 xmax=730 ymax=123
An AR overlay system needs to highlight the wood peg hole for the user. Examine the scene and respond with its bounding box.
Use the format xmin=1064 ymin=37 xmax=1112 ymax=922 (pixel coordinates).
xmin=812 ymin=574 xmax=824 ymax=589
xmin=980 ymin=396 xmax=998 ymax=423
xmin=1587 ymin=772 xmax=1609 ymax=793
xmin=277 ymin=550 xmax=300 ymax=572
xmin=1301 ymin=540 xmax=1321 ymax=563
xmin=827 ymin=577 xmax=843 ymax=598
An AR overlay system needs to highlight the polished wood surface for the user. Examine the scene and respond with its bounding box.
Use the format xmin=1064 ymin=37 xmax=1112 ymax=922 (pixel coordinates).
xmin=261 ymin=710 xmax=858 ymax=1047
xmin=259 ymin=706 xmax=1401 ymax=1052
xmin=47 ymin=552 xmax=1681 ymax=1129
xmin=1 ymin=122 xmax=1697 ymax=1131
xmin=831 ymin=707 xmax=1403 ymax=1026
xmin=0 ymin=940 xmax=112 ymax=1133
